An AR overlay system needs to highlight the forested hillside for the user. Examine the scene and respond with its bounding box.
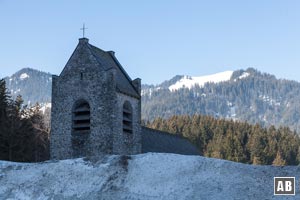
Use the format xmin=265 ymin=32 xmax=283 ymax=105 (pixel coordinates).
xmin=142 ymin=68 xmax=300 ymax=131
xmin=145 ymin=115 xmax=300 ymax=165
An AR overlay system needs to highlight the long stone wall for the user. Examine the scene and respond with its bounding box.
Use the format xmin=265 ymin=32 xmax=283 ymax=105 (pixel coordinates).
xmin=141 ymin=127 xmax=199 ymax=155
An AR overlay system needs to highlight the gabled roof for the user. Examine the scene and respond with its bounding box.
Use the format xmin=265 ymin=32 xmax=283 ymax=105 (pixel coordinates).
xmin=88 ymin=44 xmax=140 ymax=98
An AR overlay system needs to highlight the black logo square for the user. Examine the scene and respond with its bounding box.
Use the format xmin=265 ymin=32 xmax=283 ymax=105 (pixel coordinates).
xmin=274 ymin=177 xmax=295 ymax=195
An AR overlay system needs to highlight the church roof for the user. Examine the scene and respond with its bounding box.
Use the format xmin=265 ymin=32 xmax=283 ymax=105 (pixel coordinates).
xmin=141 ymin=127 xmax=200 ymax=155
xmin=88 ymin=44 xmax=140 ymax=98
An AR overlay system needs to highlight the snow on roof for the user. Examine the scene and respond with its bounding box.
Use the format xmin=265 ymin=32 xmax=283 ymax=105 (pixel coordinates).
xmin=169 ymin=71 xmax=233 ymax=91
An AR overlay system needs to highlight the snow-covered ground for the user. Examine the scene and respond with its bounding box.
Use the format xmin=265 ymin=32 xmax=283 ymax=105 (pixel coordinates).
xmin=0 ymin=153 xmax=299 ymax=200
xmin=169 ymin=71 xmax=234 ymax=91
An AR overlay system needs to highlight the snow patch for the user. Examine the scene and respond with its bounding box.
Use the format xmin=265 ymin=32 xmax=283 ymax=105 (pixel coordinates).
xmin=238 ymin=72 xmax=250 ymax=79
xmin=259 ymin=95 xmax=281 ymax=106
xmin=234 ymin=72 xmax=250 ymax=82
xmin=13 ymin=89 xmax=21 ymax=94
xmin=169 ymin=71 xmax=233 ymax=91
xmin=40 ymin=103 xmax=52 ymax=114
xmin=20 ymin=73 xmax=29 ymax=80
xmin=141 ymin=87 xmax=162 ymax=97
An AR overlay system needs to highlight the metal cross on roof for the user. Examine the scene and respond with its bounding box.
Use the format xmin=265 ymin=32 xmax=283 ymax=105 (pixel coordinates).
xmin=80 ymin=23 xmax=88 ymax=38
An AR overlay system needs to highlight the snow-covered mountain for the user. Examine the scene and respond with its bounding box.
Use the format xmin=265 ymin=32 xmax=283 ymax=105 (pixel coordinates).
xmin=1 ymin=153 xmax=298 ymax=199
xmin=143 ymin=70 xmax=253 ymax=93
xmin=142 ymin=68 xmax=300 ymax=131
xmin=168 ymin=71 xmax=234 ymax=91
xmin=4 ymin=68 xmax=52 ymax=106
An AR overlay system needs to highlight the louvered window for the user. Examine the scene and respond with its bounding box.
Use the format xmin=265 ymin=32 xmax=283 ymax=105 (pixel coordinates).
xmin=73 ymin=100 xmax=90 ymax=132
xmin=123 ymin=101 xmax=133 ymax=134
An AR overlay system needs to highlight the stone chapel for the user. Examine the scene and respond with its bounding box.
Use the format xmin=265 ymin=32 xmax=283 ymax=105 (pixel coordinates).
xmin=50 ymin=38 xmax=198 ymax=160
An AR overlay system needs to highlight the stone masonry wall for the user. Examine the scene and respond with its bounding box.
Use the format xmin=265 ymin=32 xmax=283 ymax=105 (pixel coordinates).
xmin=51 ymin=38 xmax=142 ymax=159
xmin=51 ymin=39 xmax=117 ymax=159
xmin=113 ymin=93 xmax=141 ymax=154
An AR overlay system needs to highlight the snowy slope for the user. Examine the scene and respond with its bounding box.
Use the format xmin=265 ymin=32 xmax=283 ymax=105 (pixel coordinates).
xmin=169 ymin=71 xmax=234 ymax=91
xmin=1 ymin=153 xmax=299 ymax=200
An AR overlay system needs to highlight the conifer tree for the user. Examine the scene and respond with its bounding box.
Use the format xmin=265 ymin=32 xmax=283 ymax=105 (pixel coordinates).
xmin=0 ymin=79 xmax=9 ymax=121
xmin=0 ymin=79 xmax=9 ymax=160
xmin=27 ymin=103 xmax=49 ymax=161
xmin=0 ymin=82 xmax=50 ymax=162
xmin=272 ymin=151 xmax=287 ymax=166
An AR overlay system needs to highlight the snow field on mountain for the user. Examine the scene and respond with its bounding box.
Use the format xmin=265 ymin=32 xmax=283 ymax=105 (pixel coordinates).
xmin=168 ymin=71 xmax=234 ymax=91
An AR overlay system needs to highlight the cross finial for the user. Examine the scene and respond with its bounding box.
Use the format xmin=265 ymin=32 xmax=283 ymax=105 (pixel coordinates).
xmin=80 ymin=23 xmax=88 ymax=38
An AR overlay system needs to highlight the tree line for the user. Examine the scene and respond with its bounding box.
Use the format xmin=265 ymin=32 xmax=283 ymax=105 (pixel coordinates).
xmin=145 ymin=115 xmax=300 ymax=166
xmin=0 ymin=79 xmax=49 ymax=162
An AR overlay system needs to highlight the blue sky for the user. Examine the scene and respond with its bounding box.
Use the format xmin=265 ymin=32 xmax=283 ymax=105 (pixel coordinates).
xmin=0 ymin=0 xmax=299 ymax=84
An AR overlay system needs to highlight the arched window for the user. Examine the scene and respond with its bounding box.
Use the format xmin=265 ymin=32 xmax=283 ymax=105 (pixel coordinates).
xmin=123 ymin=101 xmax=133 ymax=134
xmin=73 ymin=100 xmax=90 ymax=132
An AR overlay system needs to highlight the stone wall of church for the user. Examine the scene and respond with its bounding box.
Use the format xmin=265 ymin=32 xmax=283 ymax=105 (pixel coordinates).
xmin=50 ymin=65 xmax=117 ymax=160
xmin=50 ymin=38 xmax=142 ymax=159
xmin=113 ymin=93 xmax=142 ymax=154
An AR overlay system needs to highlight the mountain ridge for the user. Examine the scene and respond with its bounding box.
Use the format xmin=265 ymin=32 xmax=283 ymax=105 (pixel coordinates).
xmin=142 ymin=68 xmax=300 ymax=131
xmin=3 ymin=67 xmax=52 ymax=105
xmin=3 ymin=67 xmax=300 ymax=131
